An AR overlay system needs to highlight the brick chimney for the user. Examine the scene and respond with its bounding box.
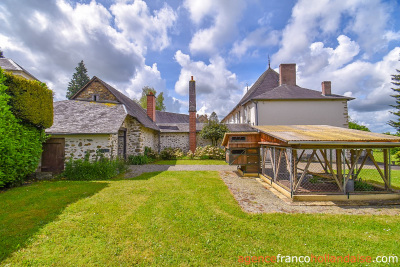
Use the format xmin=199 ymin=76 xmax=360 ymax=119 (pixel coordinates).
xmin=279 ymin=63 xmax=296 ymax=86
xmin=321 ymin=81 xmax=331 ymax=96
xmin=189 ymin=76 xmax=196 ymax=153
xmin=147 ymin=92 xmax=156 ymax=121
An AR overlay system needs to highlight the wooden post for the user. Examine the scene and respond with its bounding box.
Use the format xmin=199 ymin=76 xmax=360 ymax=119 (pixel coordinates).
xmin=336 ymin=149 xmax=343 ymax=192
xmin=292 ymin=149 xmax=297 ymax=192
xmin=383 ymin=149 xmax=389 ymax=190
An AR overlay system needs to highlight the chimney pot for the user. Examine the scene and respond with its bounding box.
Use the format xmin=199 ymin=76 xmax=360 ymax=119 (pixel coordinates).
xmin=146 ymin=93 xmax=156 ymax=122
xmin=279 ymin=63 xmax=296 ymax=86
xmin=321 ymin=81 xmax=331 ymax=96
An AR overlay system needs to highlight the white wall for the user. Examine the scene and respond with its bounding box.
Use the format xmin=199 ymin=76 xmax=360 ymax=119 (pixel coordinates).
xmin=256 ymin=100 xmax=348 ymax=127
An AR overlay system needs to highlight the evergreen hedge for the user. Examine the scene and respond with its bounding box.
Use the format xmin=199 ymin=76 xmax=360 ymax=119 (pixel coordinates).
xmin=0 ymin=69 xmax=47 ymax=188
xmin=4 ymin=72 xmax=53 ymax=128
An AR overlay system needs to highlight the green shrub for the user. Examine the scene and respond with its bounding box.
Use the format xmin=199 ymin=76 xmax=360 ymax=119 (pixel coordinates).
xmin=4 ymin=72 xmax=53 ymax=128
xmin=62 ymin=152 xmax=126 ymax=181
xmin=0 ymin=69 xmax=48 ymax=188
xmin=144 ymin=146 xmax=158 ymax=159
xmin=160 ymin=147 xmax=184 ymax=160
xmin=127 ymin=155 xmax=149 ymax=165
xmin=194 ymin=145 xmax=225 ymax=160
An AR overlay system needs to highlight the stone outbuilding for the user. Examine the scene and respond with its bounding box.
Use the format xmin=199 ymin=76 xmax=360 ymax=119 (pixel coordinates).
xmin=44 ymin=76 xmax=242 ymax=173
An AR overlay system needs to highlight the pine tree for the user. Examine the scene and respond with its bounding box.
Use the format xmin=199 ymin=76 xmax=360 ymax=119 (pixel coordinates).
xmin=0 ymin=49 xmax=4 ymax=58
xmin=388 ymin=59 xmax=400 ymax=132
xmin=66 ymin=60 xmax=90 ymax=99
xmin=137 ymin=86 xmax=166 ymax=111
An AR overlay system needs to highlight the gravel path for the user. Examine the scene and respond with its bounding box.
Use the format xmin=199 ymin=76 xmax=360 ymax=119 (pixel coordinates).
xmin=219 ymin=171 xmax=400 ymax=215
xmin=125 ymin=164 xmax=236 ymax=178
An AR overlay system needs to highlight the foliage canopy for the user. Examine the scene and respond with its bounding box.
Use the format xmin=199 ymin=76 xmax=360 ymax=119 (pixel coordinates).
xmin=4 ymin=72 xmax=53 ymax=128
xmin=200 ymin=112 xmax=228 ymax=146
xmin=388 ymin=57 xmax=400 ymax=132
xmin=0 ymin=68 xmax=47 ymax=188
xmin=137 ymin=86 xmax=166 ymax=111
xmin=66 ymin=60 xmax=90 ymax=99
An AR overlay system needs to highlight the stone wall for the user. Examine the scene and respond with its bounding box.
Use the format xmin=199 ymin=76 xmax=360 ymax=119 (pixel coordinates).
xmin=160 ymin=133 xmax=189 ymax=151
xmin=141 ymin=126 xmax=158 ymax=152
xmin=75 ymin=80 xmax=118 ymax=102
xmin=160 ymin=132 xmax=213 ymax=152
xmin=123 ymin=116 xmax=142 ymax=155
xmin=64 ymin=134 xmax=115 ymax=161
xmin=197 ymin=135 xmax=213 ymax=147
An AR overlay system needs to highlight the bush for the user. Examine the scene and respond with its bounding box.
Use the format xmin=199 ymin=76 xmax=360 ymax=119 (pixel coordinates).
xmin=0 ymin=69 xmax=47 ymax=188
xmin=144 ymin=146 xmax=158 ymax=159
xmin=62 ymin=151 xmax=126 ymax=180
xmin=127 ymin=155 xmax=149 ymax=165
xmin=160 ymin=147 xmax=184 ymax=160
xmin=194 ymin=145 xmax=225 ymax=160
xmin=4 ymin=72 xmax=53 ymax=128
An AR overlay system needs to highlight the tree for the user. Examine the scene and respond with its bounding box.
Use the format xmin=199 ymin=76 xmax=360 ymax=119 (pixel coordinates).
xmin=66 ymin=60 xmax=90 ymax=99
xmin=0 ymin=49 xmax=4 ymax=58
xmin=388 ymin=58 xmax=400 ymax=132
xmin=200 ymin=112 xmax=228 ymax=146
xmin=209 ymin=111 xmax=219 ymax=123
xmin=137 ymin=86 xmax=166 ymax=111
xmin=349 ymin=121 xmax=370 ymax=132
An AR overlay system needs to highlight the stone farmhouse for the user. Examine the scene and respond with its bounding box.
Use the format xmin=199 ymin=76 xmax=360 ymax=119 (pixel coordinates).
xmin=222 ymin=63 xmax=353 ymax=128
xmin=43 ymin=76 xmax=252 ymax=172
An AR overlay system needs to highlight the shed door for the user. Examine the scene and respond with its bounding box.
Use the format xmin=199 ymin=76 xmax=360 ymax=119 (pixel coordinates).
xmin=118 ymin=130 xmax=126 ymax=159
xmin=41 ymin=138 xmax=65 ymax=173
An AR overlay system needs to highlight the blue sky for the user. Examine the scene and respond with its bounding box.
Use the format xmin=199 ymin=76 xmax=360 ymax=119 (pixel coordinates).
xmin=0 ymin=0 xmax=399 ymax=133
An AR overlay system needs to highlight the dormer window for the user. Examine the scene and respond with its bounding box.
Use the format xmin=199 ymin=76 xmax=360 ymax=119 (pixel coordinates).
xmin=93 ymin=94 xmax=99 ymax=101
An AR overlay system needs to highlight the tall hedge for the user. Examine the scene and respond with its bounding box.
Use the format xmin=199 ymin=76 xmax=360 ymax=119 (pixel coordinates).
xmin=0 ymin=69 xmax=47 ymax=188
xmin=4 ymin=72 xmax=53 ymax=128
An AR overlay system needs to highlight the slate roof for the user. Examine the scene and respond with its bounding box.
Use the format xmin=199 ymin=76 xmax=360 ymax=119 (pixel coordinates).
xmin=71 ymin=76 xmax=159 ymax=131
xmin=226 ymin=123 xmax=256 ymax=132
xmin=254 ymin=84 xmax=352 ymax=100
xmin=157 ymin=123 xmax=206 ymax=133
xmin=238 ymin=67 xmax=279 ymax=106
xmin=155 ymin=110 xmax=199 ymax=123
xmin=46 ymin=100 xmax=127 ymax=134
xmin=0 ymin=58 xmax=38 ymax=80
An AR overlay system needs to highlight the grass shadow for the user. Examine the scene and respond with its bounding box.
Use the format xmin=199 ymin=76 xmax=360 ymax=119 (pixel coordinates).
xmin=0 ymin=180 xmax=108 ymax=263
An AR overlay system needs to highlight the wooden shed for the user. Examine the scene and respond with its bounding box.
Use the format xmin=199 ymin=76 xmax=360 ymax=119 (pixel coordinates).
xmin=222 ymin=125 xmax=400 ymax=201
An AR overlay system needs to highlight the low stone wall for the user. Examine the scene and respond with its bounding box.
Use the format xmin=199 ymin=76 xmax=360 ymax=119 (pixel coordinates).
xmin=159 ymin=132 xmax=213 ymax=152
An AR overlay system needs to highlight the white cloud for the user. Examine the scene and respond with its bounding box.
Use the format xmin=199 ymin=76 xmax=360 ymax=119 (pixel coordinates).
xmin=184 ymin=0 xmax=245 ymax=55
xmin=110 ymin=0 xmax=177 ymax=51
xmin=174 ymin=50 xmax=243 ymax=116
xmin=231 ymin=28 xmax=280 ymax=58
xmin=273 ymin=0 xmax=393 ymax=64
xmin=296 ymin=47 xmax=400 ymax=133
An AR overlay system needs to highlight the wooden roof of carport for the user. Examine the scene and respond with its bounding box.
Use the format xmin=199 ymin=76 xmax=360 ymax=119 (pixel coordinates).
xmin=254 ymin=125 xmax=400 ymax=148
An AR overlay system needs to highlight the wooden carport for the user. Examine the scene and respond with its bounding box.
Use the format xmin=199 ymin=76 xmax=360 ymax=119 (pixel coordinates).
xmin=222 ymin=125 xmax=400 ymax=201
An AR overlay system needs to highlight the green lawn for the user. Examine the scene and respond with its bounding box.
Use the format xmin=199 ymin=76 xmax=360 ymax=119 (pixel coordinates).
xmin=153 ymin=159 xmax=227 ymax=165
xmin=1 ymin=172 xmax=400 ymax=266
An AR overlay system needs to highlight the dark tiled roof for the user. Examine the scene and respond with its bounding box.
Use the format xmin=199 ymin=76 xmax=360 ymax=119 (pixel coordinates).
xmin=155 ymin=110 xmax=199 ymax=123
xmin=253 ymin=84 xmax=353 ymax=100
xmin=157 ymin=123 xmax=206 ymax=133
xmin=0 ymin=58 xmax=39 ymax=80
xmin=238 ymin=67 xmax=279 ymax=106
xmin=71 ymin=76 xmax=159 ymax=131
xmin=46 ymin=100 xmax=126 ymax=134
xmin=226 ymin=124 xmax=257 ymax=132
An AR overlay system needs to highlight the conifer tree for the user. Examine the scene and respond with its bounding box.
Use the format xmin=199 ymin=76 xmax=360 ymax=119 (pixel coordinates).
xmin=66 ymin=60 xmax=90 ymax=99
xmin=388 ymin=59 xmax=400 ymax=132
